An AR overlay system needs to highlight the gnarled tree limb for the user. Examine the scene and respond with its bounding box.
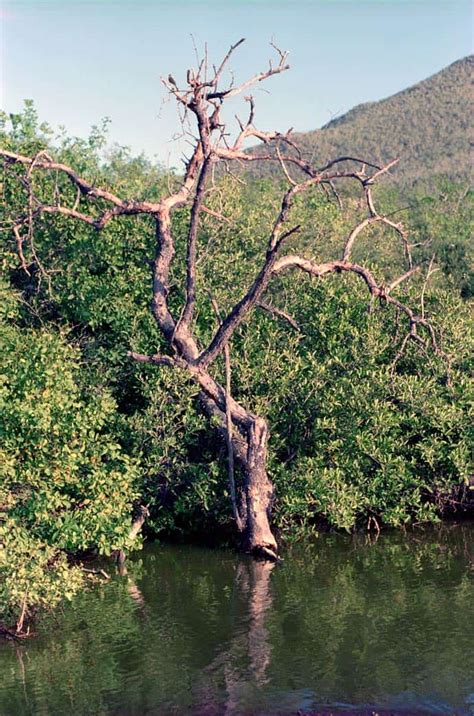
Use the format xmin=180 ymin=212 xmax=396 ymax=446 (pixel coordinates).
xmin=2 ymin=39 xmax=447 ymax=556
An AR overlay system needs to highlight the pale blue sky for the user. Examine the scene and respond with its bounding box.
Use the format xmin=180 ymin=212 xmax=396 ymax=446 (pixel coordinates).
xmin=1 ymin=1 xmax=472 ymax=168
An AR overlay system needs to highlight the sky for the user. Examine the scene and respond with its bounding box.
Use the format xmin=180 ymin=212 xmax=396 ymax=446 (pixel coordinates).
xmin=1 ymin=0 xmax=472 ymax=168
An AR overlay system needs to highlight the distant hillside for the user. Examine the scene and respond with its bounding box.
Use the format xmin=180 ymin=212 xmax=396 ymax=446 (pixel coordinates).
xmin=246 ymin=56 xmax=473 ymax=184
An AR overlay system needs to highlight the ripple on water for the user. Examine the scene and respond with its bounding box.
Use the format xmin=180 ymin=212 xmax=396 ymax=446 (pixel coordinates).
xmin=0 ymin=525 xmax=473 ymax=716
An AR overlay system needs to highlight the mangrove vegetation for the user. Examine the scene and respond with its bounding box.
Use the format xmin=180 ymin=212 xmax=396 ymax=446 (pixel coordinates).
xmin=0 ymin=44 xmax=473 ymax=636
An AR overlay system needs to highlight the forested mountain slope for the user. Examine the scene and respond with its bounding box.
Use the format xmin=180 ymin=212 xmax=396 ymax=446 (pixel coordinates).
xmin=247 ymin=56 xmax=473 ymax=183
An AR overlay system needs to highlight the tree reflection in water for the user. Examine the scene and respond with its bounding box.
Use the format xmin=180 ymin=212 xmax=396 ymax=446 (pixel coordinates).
xmin=194 ymin=559 xmax=276 ymax=714
xmin=0 ymin=525 xmax=473 ymax=716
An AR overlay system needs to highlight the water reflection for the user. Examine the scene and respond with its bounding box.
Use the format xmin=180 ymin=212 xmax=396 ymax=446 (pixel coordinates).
xmin=193 ymin=560 xmax=275 ymax=715
xmin=0 ymin=524 xmax=473 ymax=716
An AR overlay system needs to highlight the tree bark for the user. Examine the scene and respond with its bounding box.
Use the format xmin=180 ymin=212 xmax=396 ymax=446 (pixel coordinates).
xmin=240 ymin=418 xmax=277 ymax=556
xmin=200 ymin=394 xmax=277 ymax=556
xmin=2 ymin=42 xmax=441 ymax=564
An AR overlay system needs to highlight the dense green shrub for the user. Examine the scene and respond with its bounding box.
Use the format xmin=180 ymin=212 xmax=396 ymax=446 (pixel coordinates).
xmin=0 ymin=285 xmax=139 ymax=627
xmin=1 ymin=103 xmax=472 ymax=628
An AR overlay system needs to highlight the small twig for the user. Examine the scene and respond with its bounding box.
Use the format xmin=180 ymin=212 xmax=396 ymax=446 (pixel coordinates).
xmin=71 ymin=185 xmax=81 ymax=212
xmin=276 ymin=143 xmax=296 ymax=186
xmin=16 ymin=591 xmax=28 ymax=634
xmin=82 ymin=567 xmax=110 ymax=579
xmin=327 ymin=180 xmax=343 ymax=209
xmin=420 ymin=254 xmax=439 ymax=319
xmin=210 ymin=295 xmax=243 ymax=531
xmin=367 ymin=515 xmax=381 ymax=535
xmin=127 ymin=351 xmax=176 ymax=367
xmin=257 ymin=300 xmax=300 ymax=330
xmin=387 ymin=266 xmax=420 ymax=294
xmin=201 ymin=205 xmax=232 ymax=224
xmin=12 ymin=224 xmax=30 ymax=274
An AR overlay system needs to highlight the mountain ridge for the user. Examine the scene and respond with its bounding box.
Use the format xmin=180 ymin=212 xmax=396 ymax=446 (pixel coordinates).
xmin=247 ymin=55 xmax=473 ymax=183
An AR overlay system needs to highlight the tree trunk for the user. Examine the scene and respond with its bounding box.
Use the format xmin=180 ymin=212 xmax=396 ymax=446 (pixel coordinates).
xmin=193 ymin=558 xmax=276 ymax=711
xmin=239 ymin=418 xmax=278 ymax=556
xmin=199 ymin=393 xmax=278 ymax=557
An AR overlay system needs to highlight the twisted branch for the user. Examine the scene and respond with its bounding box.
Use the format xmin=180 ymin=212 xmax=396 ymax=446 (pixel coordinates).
xmin=2 ymin=40 xmax=449 ymax=539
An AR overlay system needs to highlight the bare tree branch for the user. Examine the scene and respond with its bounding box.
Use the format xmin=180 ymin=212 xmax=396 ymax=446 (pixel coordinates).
xmin=2 ymin=40 xmax=448 ymax=556
xmin=257 ymin=300 xmax=300 ymax=331
xmin=210 ymin=296 xmax=243 ymax=531
xmin=420 ymin=254 xmax=439 ymax=318
xmin=206 ymin=43 xmax=289 ymax=100
xmin=1 ymin=149 xmax=127 ymax=206
xmin=178 ymin=156 xmax=214 ymax=330
xmin=197 ymin=223 xmax=301 ymax=367
xmin=212 ymin=37 xmax=246 ymax=89
xmin=127 ymin=351 xmax=177 ymax=368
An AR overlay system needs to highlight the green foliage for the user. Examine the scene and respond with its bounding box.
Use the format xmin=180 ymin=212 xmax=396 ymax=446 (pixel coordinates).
xmin=1 ymin=103 xmax=472 ymax=628
xmin=409 ymin=184 xmax=474 ymax=298
xmin=0 ymin=286 xmax=139 ymax=626
xmin=121 ymin=367 xmax=227 ymax=537
xmin=0 ymin=522 xmax=84 ymax=628
xmin=231 ymin=278 xmax=473 ymax=533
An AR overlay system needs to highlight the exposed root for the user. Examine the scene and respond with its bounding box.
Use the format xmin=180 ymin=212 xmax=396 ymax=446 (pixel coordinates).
xmin=0 ymin=624 xmax=24 ymax=641
xmin=252 ymin=545 xmax=282 ymax=562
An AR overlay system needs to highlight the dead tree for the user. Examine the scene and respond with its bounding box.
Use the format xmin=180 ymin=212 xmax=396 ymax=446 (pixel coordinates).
xmin=1 ymin=40 xmax=443 ymax=559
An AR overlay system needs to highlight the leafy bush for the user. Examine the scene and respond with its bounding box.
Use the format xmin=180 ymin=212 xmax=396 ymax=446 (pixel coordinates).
xmin=0 ymin=286 xmax=138 ymax=628
xmin=229 ymin=278 xmax=473 ymax=533
xmin=1 ymin=103 xmax=472 ymax=628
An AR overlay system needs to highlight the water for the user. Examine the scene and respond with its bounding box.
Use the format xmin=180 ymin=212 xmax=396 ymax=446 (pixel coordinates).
xmin=1 ymin=524 xmax=473 ymax=715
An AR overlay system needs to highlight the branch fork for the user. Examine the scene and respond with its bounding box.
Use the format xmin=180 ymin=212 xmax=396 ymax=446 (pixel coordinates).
xmin=1 ymin=38 xmax=448 ymax=557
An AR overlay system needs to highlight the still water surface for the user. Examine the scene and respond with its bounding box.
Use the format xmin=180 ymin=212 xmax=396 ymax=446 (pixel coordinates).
xmin=1 ymin=524 xmax=473 ymax=715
